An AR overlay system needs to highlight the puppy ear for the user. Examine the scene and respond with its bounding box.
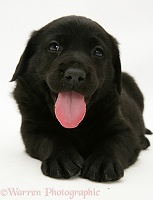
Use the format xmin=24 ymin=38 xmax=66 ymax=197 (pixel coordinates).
xmin=10 ymin=31 xmax=37 ymax=82
xmin=109 ymin=35 xmax=122 ymax=95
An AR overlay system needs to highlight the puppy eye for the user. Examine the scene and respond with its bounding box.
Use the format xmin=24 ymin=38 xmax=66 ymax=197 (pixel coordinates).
xmin=93 ymin=47 xmax=104 ymax=57
xmin=48 ymin=41 xmax=60 ymax=52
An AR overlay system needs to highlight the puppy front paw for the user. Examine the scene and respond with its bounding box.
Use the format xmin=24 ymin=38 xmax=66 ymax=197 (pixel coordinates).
xmin=41 ymin=150 xmax=84 ymax=179
xmin=81 ymin=153 xmax=124 ymax=182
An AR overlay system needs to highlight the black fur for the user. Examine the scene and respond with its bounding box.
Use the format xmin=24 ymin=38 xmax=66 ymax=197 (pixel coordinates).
xmin=11 ymin=16 xmax=151 ymax=182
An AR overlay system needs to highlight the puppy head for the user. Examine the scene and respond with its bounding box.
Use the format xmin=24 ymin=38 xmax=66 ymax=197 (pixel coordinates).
xmin=11 ymin=16 xmax=121 ymax=128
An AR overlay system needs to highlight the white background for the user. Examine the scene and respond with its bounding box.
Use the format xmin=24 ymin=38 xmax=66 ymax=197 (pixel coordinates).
xmin=0 ymin=0 xmax=153 ymax=199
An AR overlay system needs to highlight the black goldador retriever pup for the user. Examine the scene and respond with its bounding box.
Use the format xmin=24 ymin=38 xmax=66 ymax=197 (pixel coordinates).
xmin=11 ymin=16 xmax=152 ymax=182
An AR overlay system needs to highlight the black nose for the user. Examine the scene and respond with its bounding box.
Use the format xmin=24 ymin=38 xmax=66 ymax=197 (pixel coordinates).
xmin=64 ymin=68 xmax=86 ymax=86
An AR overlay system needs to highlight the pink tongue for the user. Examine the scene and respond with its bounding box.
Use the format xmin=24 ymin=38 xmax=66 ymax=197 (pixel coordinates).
xmin=55 ymin=91 xmax=86 ymax=128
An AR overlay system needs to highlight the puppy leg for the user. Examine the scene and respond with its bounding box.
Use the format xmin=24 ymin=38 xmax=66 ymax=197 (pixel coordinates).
xmin=41 ymin=143 xmax=84 ymax=178
xmin=21 ymin=121 xmax=84 ymax=179
xmin=81 ymin=128 xmax=140 ymax=182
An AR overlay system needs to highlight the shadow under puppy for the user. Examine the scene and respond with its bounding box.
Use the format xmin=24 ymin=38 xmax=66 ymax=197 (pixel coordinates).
xmin=11 ymin=16 xmax=152 ymax=182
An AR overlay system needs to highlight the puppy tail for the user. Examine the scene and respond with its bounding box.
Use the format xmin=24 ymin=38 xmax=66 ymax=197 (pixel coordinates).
xmin=145 ymin=128 xmax=153 ymax=135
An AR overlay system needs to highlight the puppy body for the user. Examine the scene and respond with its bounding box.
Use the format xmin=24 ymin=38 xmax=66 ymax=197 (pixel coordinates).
xmin=11 ymin=16 xmax=151 ymax=182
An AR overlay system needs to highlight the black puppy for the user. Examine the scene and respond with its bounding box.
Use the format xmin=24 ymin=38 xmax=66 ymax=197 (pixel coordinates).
xmin=11 ymin=16 xmax=151 ymax=182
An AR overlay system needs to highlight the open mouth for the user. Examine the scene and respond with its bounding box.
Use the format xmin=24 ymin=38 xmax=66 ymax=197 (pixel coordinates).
xmin=51 ymin=91 xmax=86 ymax=129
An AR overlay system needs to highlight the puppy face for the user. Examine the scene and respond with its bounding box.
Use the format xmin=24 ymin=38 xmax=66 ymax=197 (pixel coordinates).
xmin=11 ymin=16 xmax=121 ymax=128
